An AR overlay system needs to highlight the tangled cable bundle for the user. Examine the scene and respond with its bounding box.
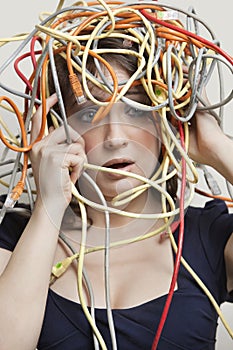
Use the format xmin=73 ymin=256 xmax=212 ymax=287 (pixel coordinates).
xmin=0 ymin=1 xmax=233 ymax=349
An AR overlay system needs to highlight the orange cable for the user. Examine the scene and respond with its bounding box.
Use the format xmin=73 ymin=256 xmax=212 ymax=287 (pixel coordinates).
xmin=0 ymin=96 xmax=29 ymax=202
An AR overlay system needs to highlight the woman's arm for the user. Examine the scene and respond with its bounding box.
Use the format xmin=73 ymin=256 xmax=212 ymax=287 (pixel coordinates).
xmin=188 ymin=106 xmax=233 ymax=294
xmin=0 ymin=203 xmax=63 ymax=349
xmin=188 ymin=108 xmax=233 ymax=185
xmin=0 ymin=95 xmax=86 ymax=349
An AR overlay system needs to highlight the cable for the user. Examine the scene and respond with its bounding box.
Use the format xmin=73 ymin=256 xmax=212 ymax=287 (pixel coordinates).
xmin=0 ymin=1 xmax=232 ymax=348
xmin=82 ymin=172 xmax=117 ymax=350
xmin=58 ymin=230 xmax=100 ymax=350
xmin=151 ymin=120 xmax=186 ymax=350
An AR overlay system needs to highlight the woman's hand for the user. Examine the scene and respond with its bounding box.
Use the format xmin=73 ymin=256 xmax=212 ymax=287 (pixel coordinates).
xmin=188 ymin=102 xmax=233 ymax=184
xmin=188 ymin=108 xmax=223 ymax=166
xmin=30 ymin=95 xmax=87 ymax=215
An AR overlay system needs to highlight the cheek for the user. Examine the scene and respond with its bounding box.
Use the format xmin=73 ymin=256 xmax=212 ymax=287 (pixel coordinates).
xmin=82 ymin=130 xmax=102 ymax=156
xmin=136 ymin=130 xmax=161 ymax=173
xmin=83 ymin=137 xmax=94 ymax=154
xmin=134 ymin=128 xmax=160 ymax=155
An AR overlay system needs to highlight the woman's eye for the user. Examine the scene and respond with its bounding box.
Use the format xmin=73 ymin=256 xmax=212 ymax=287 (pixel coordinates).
xmin=124 ymin=106 xmax=146 ymax=118
xmin=78 ymin=107 xmax=98 ymax=122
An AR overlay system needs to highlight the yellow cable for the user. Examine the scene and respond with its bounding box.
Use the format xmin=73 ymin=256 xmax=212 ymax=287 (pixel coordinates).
xmin=168 ymin=229 xmax=233 ymax=339
xmin=76 ymin=195 xmax=108 ymax=350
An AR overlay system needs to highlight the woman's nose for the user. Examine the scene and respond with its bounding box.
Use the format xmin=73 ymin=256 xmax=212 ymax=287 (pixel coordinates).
xmin=103 ymin=116 xmax=129 ymax=150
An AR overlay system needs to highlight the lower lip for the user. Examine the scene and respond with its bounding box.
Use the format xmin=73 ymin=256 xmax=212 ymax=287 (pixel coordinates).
xmin=104 ymin=164 xmax=134 ymax=179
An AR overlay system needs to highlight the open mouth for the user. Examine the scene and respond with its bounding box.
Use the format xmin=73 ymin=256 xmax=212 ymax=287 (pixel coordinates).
xmin=103 ymin=159 xmax=134 ymax=170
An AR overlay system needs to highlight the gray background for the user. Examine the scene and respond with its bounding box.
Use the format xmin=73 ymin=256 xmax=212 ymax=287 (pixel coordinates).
xmin=0 ymin=1 xmax=232 ymax=348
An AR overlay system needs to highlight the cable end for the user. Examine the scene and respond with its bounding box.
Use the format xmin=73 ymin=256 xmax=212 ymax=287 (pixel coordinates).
xmin=4 ymin=181 xmax=24 ymax=209
xmin=52 ymin=256 xmax=73 ymax=278
xmin=4 ymin=194 xmax=17 ymax=209
xmin=69 ymin=73 xmax=86 ymax=105
xmin=202 ymin=166 xmax=221 ymax=196
xmin=0 ymin=205 xmax=7 ymax=225
xmin=75 ymin=95 xmax=86 ymax=105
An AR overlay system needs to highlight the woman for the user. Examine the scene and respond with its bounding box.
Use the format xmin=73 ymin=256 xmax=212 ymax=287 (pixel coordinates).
xmin=0 ymin=2 xmax=232 ymax=349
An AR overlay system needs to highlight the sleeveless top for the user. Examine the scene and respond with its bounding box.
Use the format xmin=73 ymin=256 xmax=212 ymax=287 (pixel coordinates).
xmin=0 ymin=198 xmax=233 ymax=349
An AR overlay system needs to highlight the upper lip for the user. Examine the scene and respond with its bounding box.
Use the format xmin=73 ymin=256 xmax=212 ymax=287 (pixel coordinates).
xmin=103 ymin=158 xmax=135 ymax=168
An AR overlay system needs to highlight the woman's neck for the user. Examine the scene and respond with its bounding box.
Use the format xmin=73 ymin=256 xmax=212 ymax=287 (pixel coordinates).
xmin=60 ymin=189 xmax=164 ymax=248
xmin=86 ymin=189 xmax=162 ymax=229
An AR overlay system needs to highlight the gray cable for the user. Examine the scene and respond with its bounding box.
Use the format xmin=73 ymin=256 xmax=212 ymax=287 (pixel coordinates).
xmin=48 ymin=39 xmax=71 ymax=144
xmin=58 ymin=231 xmax=100 ymax=350
xmin=82 ymin=172 xmax=118 ymax=350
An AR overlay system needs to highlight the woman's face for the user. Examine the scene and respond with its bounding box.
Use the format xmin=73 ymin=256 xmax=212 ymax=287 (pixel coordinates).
xmin=68 ymin=68 xmax=161 ymax=200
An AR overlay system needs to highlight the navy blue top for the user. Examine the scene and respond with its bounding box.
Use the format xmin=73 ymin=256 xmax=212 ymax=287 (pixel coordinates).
xmin=0 ymin=199 xmax=233 ymax=349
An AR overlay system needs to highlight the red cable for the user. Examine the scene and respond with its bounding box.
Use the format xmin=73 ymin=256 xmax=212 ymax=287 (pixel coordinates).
xmin=30 ymin=36 xmax=42 ymax=98
xmin=14 ymin=49 xmax=42 ymax=92
xmin=140 ymin=10 xmax=231 ymax=345
xmin=14 ymin=39 xmax=42 ymax=118
xmin=151 ymin=121 xmax=186 ymax=350
xmin=141 ymin=10 xmax=232 ymax=345
xmin=30 ymin=36 xmax=42 ymax=69
xmin=14 ymin=52 xmax=34 ymax=92
xmin=140 ymin=9 xmax=233 ymax=66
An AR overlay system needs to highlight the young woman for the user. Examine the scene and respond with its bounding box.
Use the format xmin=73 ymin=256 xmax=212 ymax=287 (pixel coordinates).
xmin=0 ymin=2 xmax=232 ymax=349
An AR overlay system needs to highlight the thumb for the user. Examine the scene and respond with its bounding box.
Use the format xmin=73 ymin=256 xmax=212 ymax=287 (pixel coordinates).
xmin=30 ymin=93 xmax=58 ymax=144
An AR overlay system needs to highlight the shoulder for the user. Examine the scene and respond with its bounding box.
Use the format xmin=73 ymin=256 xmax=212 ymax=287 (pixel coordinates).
xmin=0 ymin=196 xmax=31 ymax=251
xmin=187 ymin=198 xmax=231 ymax=215
xmin=183 ymin=199 xmax=233 ymax=302
xmin=184 ymin=199 xmax=233 ymax=255
xmin=187 ymin=198 xmax=233 ymax=236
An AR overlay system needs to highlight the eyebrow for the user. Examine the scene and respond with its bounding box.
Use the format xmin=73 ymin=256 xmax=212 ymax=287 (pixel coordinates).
xmin=124 ymin=90 xmax=151 ymax=104
xmin=68 ymin=85 xmax=150 ymax=114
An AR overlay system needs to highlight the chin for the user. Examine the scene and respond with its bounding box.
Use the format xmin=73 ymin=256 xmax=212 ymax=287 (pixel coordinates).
xmin=101 ymin=177 xmax=142 ymax=202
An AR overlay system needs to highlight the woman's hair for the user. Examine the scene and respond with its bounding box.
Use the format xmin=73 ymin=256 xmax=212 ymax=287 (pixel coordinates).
xmin=48 ymin=37 xmax=145 ymax=114
xmin=48 ymin=36 xmax=178 ymax=220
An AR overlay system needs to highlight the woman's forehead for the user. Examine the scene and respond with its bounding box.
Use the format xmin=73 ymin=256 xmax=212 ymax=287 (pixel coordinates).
xmin=87 ymin=64 xmax=147 ymax=102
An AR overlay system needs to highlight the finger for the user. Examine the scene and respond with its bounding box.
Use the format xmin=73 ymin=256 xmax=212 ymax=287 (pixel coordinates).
xmin=64 ymin=142 xmax=87 ymax=183
xmin=30 ymin=93 xmax=58 ymax=144
xmin=39 ymin=125 xmax=85 ymax=147
xmin=43 ymin=142 xmax=86 ymax=157
xmin=48 ymin=125 xmax=55 ymax=133
xmin=64 ymin=154 xmax=87 ymax=184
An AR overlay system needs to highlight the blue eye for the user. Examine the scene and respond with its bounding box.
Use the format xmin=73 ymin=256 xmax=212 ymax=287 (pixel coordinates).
xmin=78 ymin=107 xmax=98 ymax=123
xmin=124 ymin=105 xmax=147 ymax=118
